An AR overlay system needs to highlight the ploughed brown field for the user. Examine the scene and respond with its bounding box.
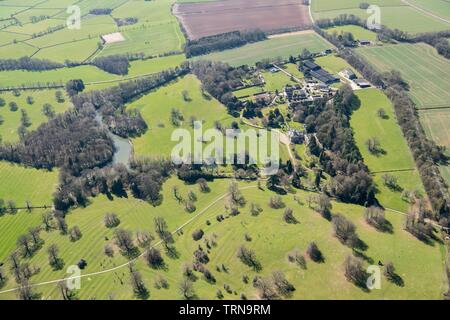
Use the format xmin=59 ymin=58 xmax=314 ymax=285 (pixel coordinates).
xmin=173 ymin=0 xmax=312 ymax=40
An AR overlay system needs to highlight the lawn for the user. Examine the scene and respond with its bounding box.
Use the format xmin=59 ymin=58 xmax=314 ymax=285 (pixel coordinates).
xmin=408 ymin=0 xmax=450 ymax=21
xmin=312 ymin=0 xmax=449 ymax=34
xmin=0 ymin=179 xmax=444 ymax=299
xmin=350 ymin=88 xmax=424 ymax=211
xmin=0 ymin=89 xmax=71 ymax=143
xmin=315 ymin=54 xmax=360 ymax=76
xmin=192 ymin=32 xmax=332 ymax=67
xmin=356 ymin=43 xmax=450 ymax=109
xmin=325 ymin=25 xmax=378 ymax=42
xmin=0 ymin=161 xmax=59 ymax=206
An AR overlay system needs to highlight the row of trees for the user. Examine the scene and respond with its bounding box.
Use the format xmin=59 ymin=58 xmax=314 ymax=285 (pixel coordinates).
xmin=185 ymin=30 xmax=267 ymax=58
xmin=0 ymin=57 xmax=64 ymax=71
xmin=92 ymin=55 xmax=131 ymax=75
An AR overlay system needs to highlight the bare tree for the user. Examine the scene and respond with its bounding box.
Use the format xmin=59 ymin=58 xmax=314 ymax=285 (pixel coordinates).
xmin=129 ymin=264 xmax=149 ymax=299
xmin=343 ymin=255 xmax=368 ymax=289
xmin=17 ymin=234 xmax=32 ymax=257
xmin=114 ymin=229 xmax=137 ymax=257
xmin=179 ymin=278 xmax=195 ymax=300
xmin=47 ymin=244 xmax=64 ymax=270
xmin=237 ymin=246 xmax=262 ymax=271
xmin=57 ymin=280 xmax=77 ymax=300
xmin=69 ymin=226 xmax=82 ymax=242
xmin=42 ymin=212 xmax=53 ymax=231
xmin=283 ymin=208 xmax=298 ymax=224
xmin=144 ymin=247 xmax=164 ymax=269
xmin=307 ymin=242 xmax=324 ymax=263
xmin=272 ymin=270 xmax=295 ymax=297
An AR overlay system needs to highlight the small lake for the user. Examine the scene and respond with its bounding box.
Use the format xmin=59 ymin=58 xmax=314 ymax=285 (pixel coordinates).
xmin=95 ymin=112 xmax=133 ymax=168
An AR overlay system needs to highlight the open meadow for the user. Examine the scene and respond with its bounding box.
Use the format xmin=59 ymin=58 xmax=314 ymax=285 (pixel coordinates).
xmin=356 ymin=43 xmax=450 ymax=109
xmin=0 ymin=178 xmax=445 ymax=300
xmin=312 ymin=0 xmax=449 ymax=33
xmin=351 ymin=88 xmax=425 ymax=212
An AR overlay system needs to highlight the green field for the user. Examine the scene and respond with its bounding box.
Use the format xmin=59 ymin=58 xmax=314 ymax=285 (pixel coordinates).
xmin=312 ymin=0 xmax=449 ymax=33
xmin=0 ymin=89 xmax=71 ymax=142
xmin=0 ymin=178 xmax=445 ymax=299
xmin=325 ymin=25 xmax=378 ymax=42
xmin=351 ymin=89 xmax=424 ymax=211
xmin=0 ymin=161 xmax=59 ymax=206
xmin=356 ymin=43 xmax=450 ymax=109
xmin=193 ymin=32 xmax=332 ymax=67
xmin=0 ymin=0 xmax=185 ymax=63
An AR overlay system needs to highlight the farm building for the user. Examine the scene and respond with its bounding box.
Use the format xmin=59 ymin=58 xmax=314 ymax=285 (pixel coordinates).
xmin=354 ymin=78 xmax=371 ymax=88
xmin=288 ymin=129 xmax=305 ymax=144
xmin=359 ymin=39 xmax=371 ymax=46
xmin=342 ymin=68 xmax=357 ymax=80
xmin=300 ymin=60 xmax=339 ymax=85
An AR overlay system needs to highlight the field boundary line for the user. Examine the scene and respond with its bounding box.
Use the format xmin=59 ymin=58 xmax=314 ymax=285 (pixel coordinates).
xmin=0 ymin=184 xmax=257 ymax=295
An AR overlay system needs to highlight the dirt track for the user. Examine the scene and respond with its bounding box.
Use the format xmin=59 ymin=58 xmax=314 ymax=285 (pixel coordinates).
xmin=173 ymin=0 xmax=312 ymax=40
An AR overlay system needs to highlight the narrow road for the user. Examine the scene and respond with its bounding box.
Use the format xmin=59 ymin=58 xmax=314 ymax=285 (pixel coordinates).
xmin=401 ymin=0 xmax=450 ymax=24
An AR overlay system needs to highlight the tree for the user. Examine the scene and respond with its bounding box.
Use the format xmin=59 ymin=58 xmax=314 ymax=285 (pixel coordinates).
xmin=250 ymin=202 xmax=262 ymax=216
xmin=69 ymin=225 xmax=82 ymax=241
xmin=28 ymin=226 xmax=42 ymax=247
xmin=55 ymin=215 xmax=68 ymax=234
xmin=57 ymin=280 xmax=77 ymax=300
xmin=104 ymin=244 xmax=114 ymax=257
xmin=229 ymin=181 xmax=246 ymax=207
xmin=384 ymin=261 xmax=404 ymax=286
xmin=42 ymin=212 xmax=53 ymax=231
xmin=0 ymin=265 xmax=6 ymax=288
xmin=288 ymin=249 xmax=307 ymax=269
xmin=55 ymin=90 xmax=65 ymax=103
xmin=65 ymin=79 xmax=85 ymax=96
xmin=237 ymin=246 xmax=262 ymax=271
xmin=129 ymin=264 xmax=149 ymax=299
xmin=144 ymin=247 xmax=164 ymax=269
xmin=9 ymin=251 xmax=22 ymax=282
xmin=343 ymin=255 xmax=368 ymax=289
xmin=154 ymin=216 xmax=173 ymax=244
xmin=254 ymin=277 xmax=278 ymax=300
xmin=316 ymin=194 xmax=332 ymax=220
xmin=104 ymin=212 xmax=121 ymax=228
xmin=26 ymin=96 xmax=34 ymax=105
xmin=272 ymin=270 xmax=295 ymax=297
xmin=377 ymin=108 xmax=387 ymax=119
xmin=381 ymin=173 xmax=400 ymax=191
xmin=136 ymin=230 xmax=154 ymax=248
xmin=197 ymin=178 xmax=210 ymax=193
xmin=365 ymin=206 xmax=392 ymax=232
xmin=47 ymin=244 xmax=64 ymax=270
xmin=332 ymin=214 xmax=359 ymax=248
xmin=365 ymin=137 xmax=382 ymax=155
xmin=114 ymin=229 xmax=137 ymax=257
xmin=268 ymin=196 xmax=285 ymax=209
xmin=307 ymin=242 xmax=324 ymax=263
xmin=179 ymin=279 xmax=195 ymax=300
xmin=192 ymin=229 xmax=204 ymax=241
xmin=17 ymin=279 xmax=39 ymax=300
xmin=9 ymin=101 xmax=18 ymax=112
xmin=283 ymin=208 xmax=298 ymax=224
xmin=172 ymin=186 xmax=183 ymax=203
xmin=42 ymin=103 xmax=55 ymax=119
xmin=17 ymin=234 xmax=32 ymax=257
